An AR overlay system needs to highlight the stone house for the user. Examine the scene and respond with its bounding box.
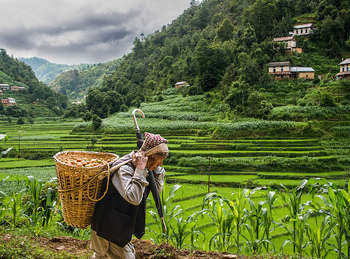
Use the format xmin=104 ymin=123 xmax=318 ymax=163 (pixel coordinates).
xmin=268 ymin=61 xmax=315 ymax=80
xmin=273 ymin=36 xmax=303 ymax=53
xmin=336 ymin=58 xmax=350 ymax=80
xmin=290 ymin=23 xmax=314 ymax=36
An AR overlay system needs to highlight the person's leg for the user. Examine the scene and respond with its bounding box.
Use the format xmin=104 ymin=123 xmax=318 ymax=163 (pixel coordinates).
xmin=90 ymin=230 xmax=109 ymax=258
xmin=107 ymin=241 xmax=135 ymax=259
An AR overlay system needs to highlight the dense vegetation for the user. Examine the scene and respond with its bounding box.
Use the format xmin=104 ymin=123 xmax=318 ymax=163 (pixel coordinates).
xmin=20 ymin=57 xmax=88 ymax=84
xmin=0 ymin=50 xmax=68 ymax=118
xmin=49 ymin=60 xmax=120 ymax=101
xmin=74 ymin=0 xmax=350 ymax=121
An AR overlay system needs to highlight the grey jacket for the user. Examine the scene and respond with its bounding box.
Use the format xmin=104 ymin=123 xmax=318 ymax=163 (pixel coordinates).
xmin=111 ymin=151 xmax=165 ymax=205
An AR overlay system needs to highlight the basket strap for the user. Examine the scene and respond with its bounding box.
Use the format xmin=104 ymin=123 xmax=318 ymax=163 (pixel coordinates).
xmin=58 ymin=159 xmax=133 ymax=198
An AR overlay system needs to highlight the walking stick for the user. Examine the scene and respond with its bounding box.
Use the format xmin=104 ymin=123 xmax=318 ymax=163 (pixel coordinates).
xmin=132 ymin=109 xmax=167 ymax=233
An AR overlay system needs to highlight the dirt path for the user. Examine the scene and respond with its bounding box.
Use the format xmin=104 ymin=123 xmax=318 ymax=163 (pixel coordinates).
xmin=1 ymin=233 xmax=239 ymax=258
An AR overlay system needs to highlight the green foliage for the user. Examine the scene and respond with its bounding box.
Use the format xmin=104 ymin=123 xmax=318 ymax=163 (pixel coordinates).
xmin=0 ymin=50 xmax=68 ymax=117
xmin=92 ymin=114 xmax=102 ymax=130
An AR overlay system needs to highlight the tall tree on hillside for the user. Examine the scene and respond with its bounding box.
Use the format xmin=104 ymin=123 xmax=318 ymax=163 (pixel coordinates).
xmin=193 ymin=39 xmax=227 ymax=91
xmin=216 ymin=18 xmax=234 ymax=42
xmin=243 ymin=0 xmax=278 ymax=42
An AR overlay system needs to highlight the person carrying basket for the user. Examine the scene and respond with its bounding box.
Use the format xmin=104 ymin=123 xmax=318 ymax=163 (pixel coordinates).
xmin=90 ymin=132 xmax=169 ymax=259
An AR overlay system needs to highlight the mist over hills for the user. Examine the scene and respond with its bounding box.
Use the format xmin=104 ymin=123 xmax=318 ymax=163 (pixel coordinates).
xmin=19 ymin=57 xmax=88 ymax=84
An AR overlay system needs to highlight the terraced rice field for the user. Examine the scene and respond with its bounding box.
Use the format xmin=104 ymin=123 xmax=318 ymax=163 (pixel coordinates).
xmin=1 ymin=94 xmax=349 ymax=253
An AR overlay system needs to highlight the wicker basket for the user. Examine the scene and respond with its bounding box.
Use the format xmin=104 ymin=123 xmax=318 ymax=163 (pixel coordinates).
xmin=54 ymin=151 xmax=119 ymax=229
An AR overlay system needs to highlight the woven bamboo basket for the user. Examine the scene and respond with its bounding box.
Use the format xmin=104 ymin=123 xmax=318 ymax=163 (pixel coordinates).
xmin=54 ymin=151 xmax=119 ymax=228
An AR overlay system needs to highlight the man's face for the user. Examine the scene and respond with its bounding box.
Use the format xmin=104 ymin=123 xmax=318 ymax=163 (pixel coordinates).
xmin=147 ymin=154 xmax=167 ymax=171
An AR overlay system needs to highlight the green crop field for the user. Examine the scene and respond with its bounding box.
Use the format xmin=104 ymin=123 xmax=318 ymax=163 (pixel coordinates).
xmin=1 ymin=95 xmax=350 ymax=257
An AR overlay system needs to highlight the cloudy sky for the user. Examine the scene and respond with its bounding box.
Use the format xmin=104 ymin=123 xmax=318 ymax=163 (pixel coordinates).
xmin=0 ymin=0 xmax=191 ymax=64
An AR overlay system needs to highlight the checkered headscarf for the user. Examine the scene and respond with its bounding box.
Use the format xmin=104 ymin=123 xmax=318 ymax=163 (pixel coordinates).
xmin=140 ymin=132 xmax=168 ymax=155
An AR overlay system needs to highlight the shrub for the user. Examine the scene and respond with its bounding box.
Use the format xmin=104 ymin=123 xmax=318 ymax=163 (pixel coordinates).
xmin=92 ymin=114 xmax=102 ymax=130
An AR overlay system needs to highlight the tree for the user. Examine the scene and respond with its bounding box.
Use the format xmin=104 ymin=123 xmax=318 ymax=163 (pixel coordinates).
xmin=216 ymin=18 xmax=234 ymax=42
xmin=92 ymin=114 xmax=102 ymax=130
xmin=16 ymin=117 xmax=25 ymax=125
xmin=246 ymin=91 xmax=273 ymax=118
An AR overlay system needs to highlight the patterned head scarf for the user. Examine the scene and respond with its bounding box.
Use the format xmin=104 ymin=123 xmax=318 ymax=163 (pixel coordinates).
xmin=140 ymin=132 xmax=168 ymax=156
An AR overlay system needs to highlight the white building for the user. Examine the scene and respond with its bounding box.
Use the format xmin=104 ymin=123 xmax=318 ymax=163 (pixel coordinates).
xmin=290 ymin=23 xmax=314 ymax=36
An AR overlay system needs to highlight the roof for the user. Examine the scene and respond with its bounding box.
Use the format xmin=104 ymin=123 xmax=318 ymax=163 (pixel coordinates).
xmin=175 ymin=81 xmax=188 ymax=85
xmin=293 ymin=23 xmax=313 ymax=29
xmin=339 ymin=58 xmax=350 ymax=65
xmin=291 ymin=67 xmax=315 ymax=72
xmin=273 ymin=36 xmax=294 ymax=42
xmin=268 ymin=61 xmax=290 ymax=67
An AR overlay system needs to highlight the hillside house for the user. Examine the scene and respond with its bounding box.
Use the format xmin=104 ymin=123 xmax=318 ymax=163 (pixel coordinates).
xmin=1 ymin=98 xmax=16 ymax=106
xmin=290 ymin=23 xmax=314 ymax=36
xmin=268 ymin=61 xmax=315 ymax=80
xmin=273 ymin=36 xmax=303 ymax=53
xmin=0 ymin=84 xmax=9 ymax=91
xmin=10 ymin=85 xmax=25 ymax=91
xmin=336 ymin=58 xmax=350 ymax=80
xmin=174 ymin=81 xmax=190 ymax=89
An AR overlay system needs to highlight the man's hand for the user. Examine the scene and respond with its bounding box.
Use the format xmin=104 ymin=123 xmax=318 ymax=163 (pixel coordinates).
xmin=133 ymin=151 xmax=148 ymax=170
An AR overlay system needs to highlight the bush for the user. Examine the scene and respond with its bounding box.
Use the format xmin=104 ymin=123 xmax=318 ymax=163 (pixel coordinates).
xmin=92 ymin=114 xmax=102 ymax=130
xmin=16 ymin=117 xmax=24 ymax=124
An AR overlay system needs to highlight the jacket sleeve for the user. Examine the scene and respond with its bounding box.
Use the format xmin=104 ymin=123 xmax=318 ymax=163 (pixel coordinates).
xmin=111 ymin=165 xmax=149 ymax=206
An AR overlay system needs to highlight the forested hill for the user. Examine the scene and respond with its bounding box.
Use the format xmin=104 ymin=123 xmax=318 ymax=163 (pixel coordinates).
xmin=48 ymin=60 xmax=120 ymax=101
xmin=82 ymin=0 xmax=350 ymax=119
xmin=20 ymin=57 xmax=88 ymax=84
xmin=0 ymin=49 xmax=68 ymax=117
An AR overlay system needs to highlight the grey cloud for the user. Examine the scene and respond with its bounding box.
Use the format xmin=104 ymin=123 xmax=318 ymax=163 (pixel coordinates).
xmin=0 ymin=1 xmax=190 ymax=63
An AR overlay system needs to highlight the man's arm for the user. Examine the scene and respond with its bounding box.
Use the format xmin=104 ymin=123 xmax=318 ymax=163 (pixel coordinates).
xmin=112 ymin=165 xmax=149 ymax=206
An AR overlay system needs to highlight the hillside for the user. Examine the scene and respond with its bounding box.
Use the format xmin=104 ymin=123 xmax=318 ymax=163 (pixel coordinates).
xmin=0 ymin=49 xmax=68 ymax=118
xmin=20 ymin=57 xmax=88 ymax=84
xmin=78 ymin=0 xmax=350 ymax=121
xmin=48 ymin=60 xmax=120 ymax=101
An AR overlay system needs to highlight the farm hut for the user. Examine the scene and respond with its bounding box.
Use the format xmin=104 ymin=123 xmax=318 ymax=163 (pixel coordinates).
xmin=268 ymin=61 xmax=292 ymax=80
xmin=290 ymin=23 xmax=314 ymax=36
xmin=174 ymin=81 xmax=190 ymax=89
xmin=268 ymin=61 xmax=315 ymax=80
xmin=336 ymin=58 xmax=350 ymax=80
xmin=273 ymin=36 xmax=303 ymax=53
xmin=291 ymin=67 xmax=315 ymax=79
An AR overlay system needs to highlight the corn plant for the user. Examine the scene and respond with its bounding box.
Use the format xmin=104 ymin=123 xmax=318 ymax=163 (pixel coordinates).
xmin=8 ymin=193 xmax=22 ymax=227
xmin=341 ymin=181 xmax=350 ymax=258
xmin=306 ymin=215 xmax=335 ymax=258
xmin=148 ymin=184 xmax=182 ymax=244
xmin=244 ymin=188 xmax=268 ymax=255
xmin=40 ymin=186 xmax=56 ymax=227
xmin=279 ymin=180 xmax=308 ymax=257
xmin=319 ymin=182 xmax=350 ymax=258
xmin=169 ymin=210 xmax=205 ymax=250
xmin=24 ymin=176 xmax=43 ymax=224
xmin=203 ymin=192 xmax=234 ymax=251
xmin=225 ymin=189 xmax=248 ymax=254
xmin=261 ymin=191 xmax=278 ymax=253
